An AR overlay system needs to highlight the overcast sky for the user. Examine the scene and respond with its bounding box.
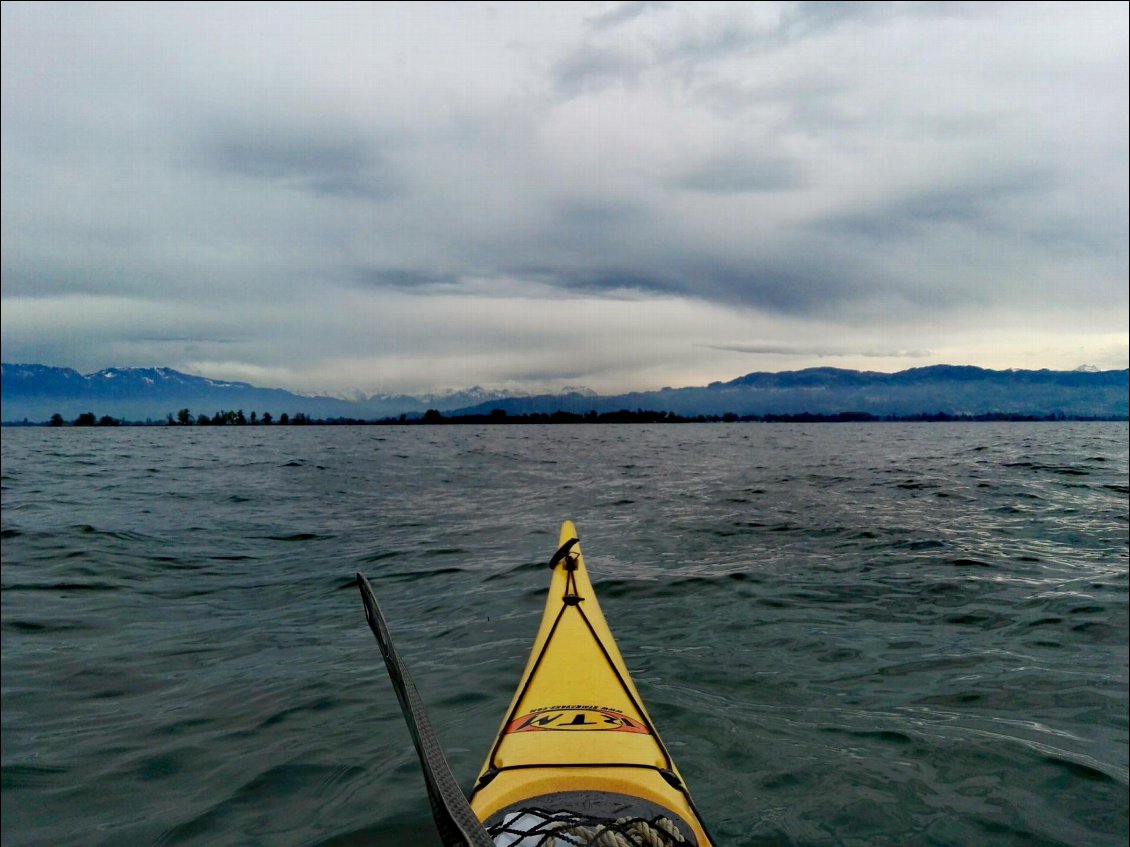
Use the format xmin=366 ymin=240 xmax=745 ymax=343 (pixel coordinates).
xmin=2 ymin=2 xmax=1127 ymax=396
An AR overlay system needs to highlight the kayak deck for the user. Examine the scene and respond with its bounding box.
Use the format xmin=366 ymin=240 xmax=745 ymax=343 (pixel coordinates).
xmin=469 ymin=521 xmax=713 ymax=846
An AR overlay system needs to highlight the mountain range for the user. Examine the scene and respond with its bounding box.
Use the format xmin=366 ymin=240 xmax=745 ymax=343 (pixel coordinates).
xmin=1 ymin=362 xmax=1127 ymax=423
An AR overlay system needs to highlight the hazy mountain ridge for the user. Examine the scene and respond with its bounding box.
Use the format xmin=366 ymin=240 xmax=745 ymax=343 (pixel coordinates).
xmin=3 ymin=362 xmax=1126 ymax=423
xmin=0 ymin=364 xmax=570 ymax=422
xmin=448 ymin=366 xmax=1129 ymax=419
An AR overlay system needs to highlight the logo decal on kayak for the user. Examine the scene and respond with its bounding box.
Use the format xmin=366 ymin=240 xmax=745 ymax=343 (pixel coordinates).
xmin=505 ymin=706 xmax=650 ymax=734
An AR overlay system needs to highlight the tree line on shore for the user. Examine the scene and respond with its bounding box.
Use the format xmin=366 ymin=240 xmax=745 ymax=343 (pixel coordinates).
xmin=166 ymin=409 xmax=315 ymax=426
xmin=42 ymin=409 xmax=318 ymax=426
xmin=24 ymin=407 xmax=1114 ymax=427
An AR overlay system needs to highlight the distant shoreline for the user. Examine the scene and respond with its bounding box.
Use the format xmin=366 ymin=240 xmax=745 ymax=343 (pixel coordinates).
xmin=3 ymin=409 xmax=1127 ymax=427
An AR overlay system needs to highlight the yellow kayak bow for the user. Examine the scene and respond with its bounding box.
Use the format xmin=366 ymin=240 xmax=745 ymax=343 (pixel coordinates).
xmin=468 ymin=521 xmax=714 ymax=846
xmin=359 ymin=521 xmax=713 ymax=846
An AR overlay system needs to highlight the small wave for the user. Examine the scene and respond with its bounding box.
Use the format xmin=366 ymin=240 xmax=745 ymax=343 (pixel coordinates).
xmin=0 ymin=763 xmax=68 ymax=789
xmin=1 ymin=581 xmax=120 ymax=592
xmin=896 ymin=480 xmax=936 ymax=490
xmin=822 ymin=727 xmax=915 ymax=745
xmin=1041 ymin=754 xmax=1117 ymax=784
xmin=263 ymin=532 xmax=328 ymax=542
xmin=893 ymin=539 xmax=947 ymax=551
xmin=1069 ymin=605 xmax=1105 ymax=615
xmin=1070 ymin=621 xmax=1120 ymax=640
xmin=1004 ymin=461 xmax=1091 ymax=476
xmin=2 ymin=618 xmax=95 ymax=633
xmin=698 ymin=520 xmax=806 ymax=537
xmin=254 ymin=696 xmax=338 ymax=731
xmin=421 ymin=547 xmax=468 ymax=557
xmin=944 ymin=611 xmax=1011 ymax=629
xmin=593 ymin=577 xmax=670 ymax=599
xmin=359 ymin=549 xmax=406 ymax=563
xmin=670 ymin=571 xmax=762 ymax=591
xmin=434 ymin=690 xmax=492 ymax=709
xmin=482 ymin=560 xmax=544 ymax=582
xmin=378 ymin=566 xmax=466 ymax=583
xmin=1024 ymin=616 xmax=1064 ymax=628
xmin=757 ymin=597 xmax=793 ymax=609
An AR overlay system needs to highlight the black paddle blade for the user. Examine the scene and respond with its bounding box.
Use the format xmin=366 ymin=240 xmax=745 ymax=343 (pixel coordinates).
xmin=357 ymin=573 xmax=494 ymax=847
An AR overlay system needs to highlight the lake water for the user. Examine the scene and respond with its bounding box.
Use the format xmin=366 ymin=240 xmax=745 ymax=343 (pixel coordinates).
xmin=1 ymin=423 xmax=1127 ymax=847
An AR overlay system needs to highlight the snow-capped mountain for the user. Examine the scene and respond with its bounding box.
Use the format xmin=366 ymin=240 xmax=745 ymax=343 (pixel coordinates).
xmin=414 ymin=386 xmax=530 ymax=407
xmin=0 ymin=364 xmax=588 ymax=422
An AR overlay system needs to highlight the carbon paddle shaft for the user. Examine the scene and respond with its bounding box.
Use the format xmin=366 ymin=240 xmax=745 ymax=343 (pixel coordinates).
xmin=357 ymin=574 xmax=494 ymax=847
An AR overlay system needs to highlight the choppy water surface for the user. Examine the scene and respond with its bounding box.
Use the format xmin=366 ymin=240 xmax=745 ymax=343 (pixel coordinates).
xmin=2 ymin=423 xmax=1127 ymax=847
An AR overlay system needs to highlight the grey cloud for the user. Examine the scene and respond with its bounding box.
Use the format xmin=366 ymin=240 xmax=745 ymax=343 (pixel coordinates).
xmin=0 ymin=250 xmax=189 ymax=301
xmin=547 ymin=198 xmax=652 ymax=252
xmin=495 ymin=193 xmax=893 ymax=313
xmin=195 ymin=126 xmax=401 ymax=200
xmin=550 ymin=4 xmax=864 ymax=103
xmin=0 ymin=263 xmax=88 ymax=300
xmin=131 ymin=333 xmax=249 ymax=345
xmin=510 ymin=265 xmax=678 ymax=297
xmin=776 ymin=2 xmax=889 ymax=42
xmin=353 ymin=268 xmax=463 ymax=290
xmin=685 ymin=256 xmax=879 ymax=314
xmin=657 ymin=19 xmax=764 ymax=66
xmin=555 ymin=9 xmax=763 ymax=97
xmin=564 ymin=1 xmax=975 ymax=105
xmin=555 ymin=199 xmax=647 ymax=227
xmin=670 ymin=154 xmax=805 ymax=193
xmin=812 ymin=172 xmax=1071 ymax=246
xmin=586 ymin=2 xmax=669 ymax=32
xmin=552 ymin=45 xmax=646 ymax=96
xmin=816 ymin=190 xmax=992 ymax=242
xmin=648 ymin=2 xmax=880 ymax=69
xmin=508 ymin=249 xmax=878 ymax=316
xmin=774 ymin=2 xmax=975 ymax=47
xmin=503 ymin=365 xmax=593 ymax=384
xmin=704 ymin=342 xmax=932 ymax=358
